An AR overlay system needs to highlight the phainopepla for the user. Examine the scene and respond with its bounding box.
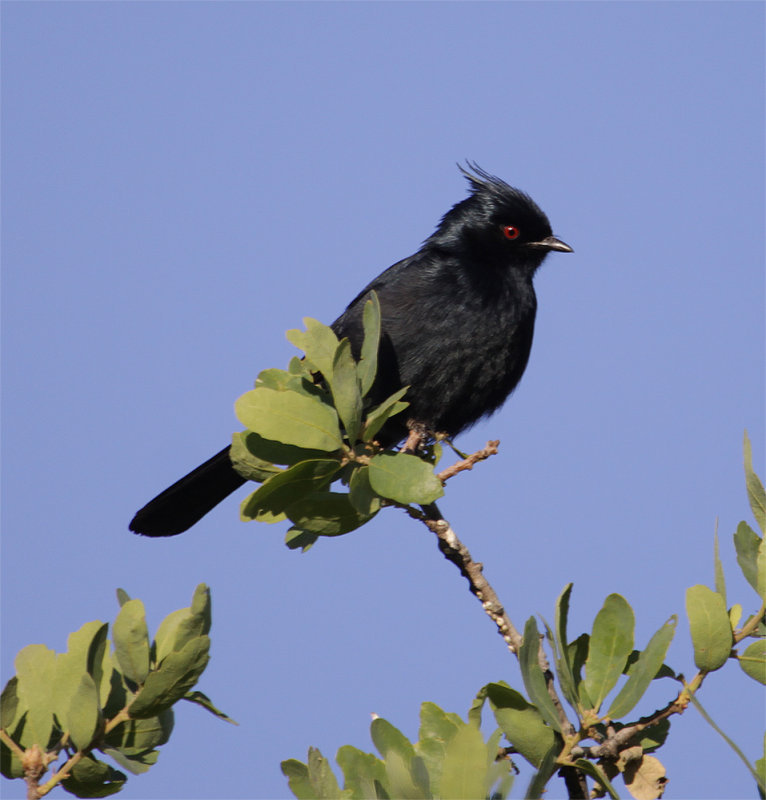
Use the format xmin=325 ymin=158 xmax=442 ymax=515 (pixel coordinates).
xmin=130 ymin=165 xmax=572 ymax=537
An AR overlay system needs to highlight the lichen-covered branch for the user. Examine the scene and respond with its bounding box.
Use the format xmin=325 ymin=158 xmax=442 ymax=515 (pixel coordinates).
xmin=416 ymin=501 xmax=523 ymax=653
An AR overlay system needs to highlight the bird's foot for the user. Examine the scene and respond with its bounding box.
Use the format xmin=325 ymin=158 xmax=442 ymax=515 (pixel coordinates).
xmin=400 ymin=421 xmax=431 ymax=454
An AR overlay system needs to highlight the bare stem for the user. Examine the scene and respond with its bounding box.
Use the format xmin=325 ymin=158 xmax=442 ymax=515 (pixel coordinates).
xmin=436 ymin=440 xmax=500 ymax=482
xmin=416 ymin=501 xmax=523 ymax=653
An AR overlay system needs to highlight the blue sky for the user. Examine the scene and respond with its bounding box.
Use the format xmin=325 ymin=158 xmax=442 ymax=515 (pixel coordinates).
xmin=2 ymin=2 xmax=764 ymax=799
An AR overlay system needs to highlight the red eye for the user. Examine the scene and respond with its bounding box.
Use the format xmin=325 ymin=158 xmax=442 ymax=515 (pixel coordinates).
xmin=502 ymin=225 xmax=521 ymax=240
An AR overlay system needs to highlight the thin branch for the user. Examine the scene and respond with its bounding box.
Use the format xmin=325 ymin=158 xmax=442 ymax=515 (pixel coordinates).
xmin=571 ymin=676 xmax=705 ymax=762
xmin=0 ymin=727 xmax=25 ymax=759
xmin=437 ymin=440 xmax=500 ymax=482
xmin=734 ymin=596 xmax=766 ymax=643
xmin=415 ymin=501 xmax=523 ymax=653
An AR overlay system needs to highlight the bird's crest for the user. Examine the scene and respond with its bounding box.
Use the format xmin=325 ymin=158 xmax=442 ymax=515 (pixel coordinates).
xmin=457 ymin=161 xmax=542 ymax=216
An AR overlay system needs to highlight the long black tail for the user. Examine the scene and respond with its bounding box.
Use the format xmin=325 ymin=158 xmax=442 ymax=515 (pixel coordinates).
xmin=129 ymin=446 xmax=246 ymax=537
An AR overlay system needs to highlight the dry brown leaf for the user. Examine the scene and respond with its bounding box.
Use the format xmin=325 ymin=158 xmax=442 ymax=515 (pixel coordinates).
xmin=624 ymin=754 xmax=668 ymax=800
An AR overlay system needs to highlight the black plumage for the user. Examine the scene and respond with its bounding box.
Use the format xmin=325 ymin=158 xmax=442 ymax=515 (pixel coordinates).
xmin=130 ymin=165 xmax=571 ymax=536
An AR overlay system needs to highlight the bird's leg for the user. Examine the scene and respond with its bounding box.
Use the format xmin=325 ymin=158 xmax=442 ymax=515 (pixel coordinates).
xmin=400 ymin=421 xmax=430 ymax=454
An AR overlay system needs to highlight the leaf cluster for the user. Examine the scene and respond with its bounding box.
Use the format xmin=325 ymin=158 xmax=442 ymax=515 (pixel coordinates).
xmin=231 ymin=293 xmax=443 ymax=550
xmin=494 ymin=592 xmax=676 ymax=799
xmin=282 ymin=701 xmax=514 ymax=800
xmin=0 ymin=585 xmax=233 ymax=798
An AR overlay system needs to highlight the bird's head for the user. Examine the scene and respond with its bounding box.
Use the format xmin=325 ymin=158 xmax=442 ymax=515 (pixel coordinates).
xmin=427 ymin=163 xmax=572 ymax=272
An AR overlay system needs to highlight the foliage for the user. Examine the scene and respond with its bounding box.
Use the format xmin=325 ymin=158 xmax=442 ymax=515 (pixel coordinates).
xmin=0 ymin=585 xmax=233 ymax=798
xmin=230 ymin=292 xmax=444 ymax=551
xmin=282 ymin=702 xmax=514 ymax=800
xmin=283 ymin=436 xmax=766 ymax=799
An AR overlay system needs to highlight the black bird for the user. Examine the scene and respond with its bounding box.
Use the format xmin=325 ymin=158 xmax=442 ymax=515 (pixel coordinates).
xmin=130 ymin=165 xmax=572 ymax=536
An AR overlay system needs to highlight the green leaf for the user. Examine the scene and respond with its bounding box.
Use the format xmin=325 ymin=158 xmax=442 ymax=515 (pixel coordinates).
xmin=284 ymin=527 xmax=318 ymax=551
xmin=348 ymin=466 xmax=382 ymax=516
xmin=240 ymin=459 xmax=341 ymax=521
xmin=567 ymin=633 xmax=593 ymax=709
xmin=370 ymin=717 xmax=429 ymax=796
xmin=414 ymin=702 xmax=461 ymax=795
xmin=104 ymin=707 xmax=174 ymax=755
xmin=685 ymin=584 xmax=733 ymax=671
xmin=189 ymin=583 xmax=212 ymax=633
xmin=153 ymin=584 xmax=211 ymax=666
xmin=331 ymin=338 xmax=364 ymax=442
xmin=686 ymin=689 xmax=765 ymax=795
xmin=734 ymin=521 xmax=763 ymax=597
xmin=112 ymin=598 xmax=150 ymax=685
xmin=0 ymin=717 xmax=25 ymax=778
xmin=255 ymin=366 xmax=313 ymax=393
xmin=285 ymin=490 xmax=375 ymax=536
xmin=418 ymin=701 xmax=462 ymax=744
xmin=336 ymin=745 xmax=387 ymax=800
xmin=235 ymin=387 xmax=343 ymax=452
xmin=61 ymin=754 xmax=126 ymax=798
xmin=305 ymin=746 xmax=343 ymax=799
xmin=756 ymin=733 xmax=766 ymax=800
xmin=230 ymin=431 xmax=283 ymax=482
xmin=53 ymin=621 xmax=109 ymax=716
xmin=519 ymin=617 xmax=561 ymax=732
xmin=551 ymin=584 xmax=578 ymax=709
xmin=487 ymin=682 xmax=556 ymax=768
xmin=582 ymin=594 xmax=635 ymax=712
xmin=738 ymin=639 xmax=766 ymax=684
xmin=744 ymin=430 xmax=766 ymax=534
xmin=368 ymin=452 xmax=443 ymax=505
xmin=623 ymin=650 xmax=677 ymax=682
xmin=15 ymin=644 xmax=56 ymax=748
xmin=759 ymin=535 xmax=766 ymax=601
xmin=639 ymin=718 xmax=671 ymax=752
xmin=573 ymin=759 xmax=620 ymax=800
xmin=99 ymin=650 xmax=127 ymax=721
xmin=371 ymin=717 xmax=415 ymax=762
xmin=714 ymin=523 xmax=727 ymax=605
xmin=439 ymin=723 xmax=487 ymax=800
xmin=384 ymin=750 xmax=428 ymax=799
xmin=485 ymin=728 xmax=514 ymax=800
xmin=288 ymin=355 xmax=313 ymax=376
xmin=67 ymin=621 xmax=109 ymax=678
xmin=52 ymin=650 xmax=82 ymax=729
xmin=101 ymin=745 xmax=156 ymax=776
xmin=115 ymin=588 xmax=131 ymax=607
xmin=287 ymin=318 xmax=340 ymax=378
xmin=153 ymin=609 xmax=189 ymax=665
xmin=358 ymin=292 xmax=381 ymax=396
xmin=607 ymin=616 xmax=677 ymax=719
xmin=183 ymin=690 xmax=238 ymax=724
xmin=128 ymin=636 xmax=210 ymax=719
xmin=363 ymin=387 xmax=409 ymax=442
xmin=237 ymin=429 xmax=330 ymax=470
xmin=0 ymin=677 xmax=19 ymax=730
xmin=466 ymin=686 xmax=488 ymax=728
xmin=66 ymin=674 xmax=100 ymax=751
xmin=524 ymin=743 xmax=558 ymax=800
xmin=282 ymin=758 xmax=314 ymax=800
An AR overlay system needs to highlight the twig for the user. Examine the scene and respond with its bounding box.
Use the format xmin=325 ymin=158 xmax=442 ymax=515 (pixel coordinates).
xmin=437 ymin=440 xmax=500 ymax=482
xmin=570 ymin=679 xmax=702 ymax=762
xmin=415 ymin=501 xmax=523 ymax=653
